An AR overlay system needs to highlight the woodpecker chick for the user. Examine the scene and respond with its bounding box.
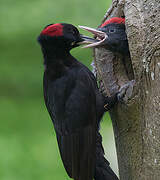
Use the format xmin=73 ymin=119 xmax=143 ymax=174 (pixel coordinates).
xmin=79 ymin=17 xmax=129 ymax=56
xmin=79 ymin=18 xmax=135 ymax=101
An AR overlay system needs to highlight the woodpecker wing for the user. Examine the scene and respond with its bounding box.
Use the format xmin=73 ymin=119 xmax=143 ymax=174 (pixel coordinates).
xmin=43 ymin=67 xmax=97 ymax=180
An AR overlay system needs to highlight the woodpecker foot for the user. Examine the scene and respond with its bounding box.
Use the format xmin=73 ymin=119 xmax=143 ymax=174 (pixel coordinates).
xmin=99 ymin=80 xmax=105 ymax=93
xmin=117 ymin=80 xmax=135 ymax=103
xmin=91 ymin=60 xmax=97 ymax=77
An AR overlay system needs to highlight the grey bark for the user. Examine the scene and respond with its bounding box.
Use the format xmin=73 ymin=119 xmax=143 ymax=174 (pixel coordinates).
xmin=94 ymin=0 xmax=160 ymax=179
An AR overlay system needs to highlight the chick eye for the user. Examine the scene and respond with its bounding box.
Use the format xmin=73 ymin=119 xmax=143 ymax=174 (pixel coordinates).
xmin=109 ymin=29 xmax=116 ymax=33
xmin=72 ymin=30 xmax=76 ymax=35
xmin=68 ymin=28 xmax=75 ymax=35
xmin=72 ymin=29 xmax=77 ymax=35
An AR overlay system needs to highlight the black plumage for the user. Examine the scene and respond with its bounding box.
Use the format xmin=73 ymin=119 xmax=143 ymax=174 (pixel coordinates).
xmin=38 ymin=23 xmax=119 ymax=180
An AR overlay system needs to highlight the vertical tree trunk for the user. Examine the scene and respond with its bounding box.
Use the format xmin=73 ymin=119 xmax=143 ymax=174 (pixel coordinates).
xmin=94 ymin=0 xmax=160 ymax=179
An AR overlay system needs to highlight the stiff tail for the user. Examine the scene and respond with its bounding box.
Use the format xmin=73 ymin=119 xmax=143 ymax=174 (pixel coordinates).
xmin=94 ymin=132 xmax=119 ymax=180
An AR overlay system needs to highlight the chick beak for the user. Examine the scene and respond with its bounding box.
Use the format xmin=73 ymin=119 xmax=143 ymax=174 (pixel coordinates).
xmin=78 ymin=25 xmax=108 ymax=48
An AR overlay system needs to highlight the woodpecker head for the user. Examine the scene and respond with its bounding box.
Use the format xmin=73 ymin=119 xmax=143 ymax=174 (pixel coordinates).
xmin=37 ymin=23 xmax=96 ymax=53
xmin=79 ymin=17 xmax=129 ymax=55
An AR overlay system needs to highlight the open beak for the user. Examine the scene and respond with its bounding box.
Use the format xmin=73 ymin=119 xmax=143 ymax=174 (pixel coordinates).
xmin=78 ymin=34 xmax=99 ymax=46
xmin=78 ymin=25 xmax=108 ymax=48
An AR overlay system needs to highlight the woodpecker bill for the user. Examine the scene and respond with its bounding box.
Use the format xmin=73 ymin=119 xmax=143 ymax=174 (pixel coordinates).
xmin=78 ymin=26 xmax=108 ymax=48
xmin=79 ymin=25 xmax=108 ymax=48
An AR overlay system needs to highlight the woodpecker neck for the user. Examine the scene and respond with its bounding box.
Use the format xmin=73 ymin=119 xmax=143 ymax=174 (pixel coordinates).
xmin=41 ymin=46 xmax=76 ymax=78
xmin=41 ymin=44 xmax=69 ymax=59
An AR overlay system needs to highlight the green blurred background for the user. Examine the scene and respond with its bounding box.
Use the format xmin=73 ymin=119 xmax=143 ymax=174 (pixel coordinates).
xmin=0 ymin=0 xmax=118 ymax=179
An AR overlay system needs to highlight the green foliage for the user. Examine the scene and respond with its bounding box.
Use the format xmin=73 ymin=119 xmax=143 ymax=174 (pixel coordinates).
xmin=0 ymin=0 xmax=115 ymax=180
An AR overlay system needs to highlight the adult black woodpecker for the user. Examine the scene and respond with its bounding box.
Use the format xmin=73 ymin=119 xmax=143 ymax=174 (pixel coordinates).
xmin=79 ymin=17 xmax=129 ymax=56
xmin=37 ymin=23 xmax=120 ymax=180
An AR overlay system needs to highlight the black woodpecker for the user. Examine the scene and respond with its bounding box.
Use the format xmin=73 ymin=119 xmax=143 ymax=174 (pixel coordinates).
xmin=37 ymin=23 xmax=124 ymax=180
xmin=79 ymin=17 xmax=135 ymax=97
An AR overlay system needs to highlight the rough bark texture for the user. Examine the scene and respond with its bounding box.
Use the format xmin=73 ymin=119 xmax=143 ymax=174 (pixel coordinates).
xmin=94 ymin=0 xmax=160 ymax=179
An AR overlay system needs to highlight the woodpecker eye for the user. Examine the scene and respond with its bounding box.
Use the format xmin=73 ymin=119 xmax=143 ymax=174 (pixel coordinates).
xmin=109 ymin=29 xmax=116 ymax=33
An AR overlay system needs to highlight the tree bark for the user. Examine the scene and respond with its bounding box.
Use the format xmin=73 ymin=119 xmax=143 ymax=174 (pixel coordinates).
xmin=94 ymin=0 xmax=160 ymax=179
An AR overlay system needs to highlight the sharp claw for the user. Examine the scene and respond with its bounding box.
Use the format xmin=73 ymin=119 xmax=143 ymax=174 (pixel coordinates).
xmin=117 ymin=80 xmax=135 ymax=103
xmin=91 ymin=61 xmax=97 ymax=77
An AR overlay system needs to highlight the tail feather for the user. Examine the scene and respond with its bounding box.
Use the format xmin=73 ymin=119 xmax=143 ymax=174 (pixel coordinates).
xmin=94 ymin=132 xmax=119 ymax=180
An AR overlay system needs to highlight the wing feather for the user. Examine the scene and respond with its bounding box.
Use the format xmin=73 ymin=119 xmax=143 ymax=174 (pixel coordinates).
xmin=44 ymin=68 xmax=97 ymax=180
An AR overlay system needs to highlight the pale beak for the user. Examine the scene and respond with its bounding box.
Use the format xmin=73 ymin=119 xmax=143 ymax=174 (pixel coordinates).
xmin=77 ymin=35 xmax=99 ymax=46
xmin=78 ymin=25 xmax=108 ymax=48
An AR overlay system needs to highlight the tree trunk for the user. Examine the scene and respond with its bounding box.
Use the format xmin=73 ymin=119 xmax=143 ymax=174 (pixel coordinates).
xmin=94 ymin=0 xmax=160 ymax=179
